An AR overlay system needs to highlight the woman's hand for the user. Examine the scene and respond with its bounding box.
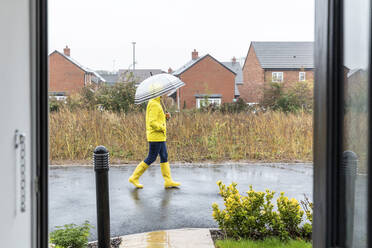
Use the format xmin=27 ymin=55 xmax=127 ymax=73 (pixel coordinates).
xmin=165 ymin=112 xmax=171 ymax=120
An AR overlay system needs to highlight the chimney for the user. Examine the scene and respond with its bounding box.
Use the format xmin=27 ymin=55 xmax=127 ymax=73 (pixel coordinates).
xmin=168 ymin=67 xmax=173 ymax=74
xmin=192 ymin=49 xmax=199 ymax=60
xmin=63 ymin=45 xmax=70 ymax=56
xmin=232 ymin=56 xmax=236 ymax=64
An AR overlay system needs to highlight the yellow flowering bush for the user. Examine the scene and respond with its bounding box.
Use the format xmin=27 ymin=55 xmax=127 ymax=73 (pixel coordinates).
xmin=276 ymin=193 xmax=304 ymax=238
xmin=212 ymin=181 xmax=312 ymax=241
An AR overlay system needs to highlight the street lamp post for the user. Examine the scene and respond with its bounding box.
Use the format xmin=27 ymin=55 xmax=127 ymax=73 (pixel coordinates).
xmin=132 ymin=42 xmax=136 ymax=73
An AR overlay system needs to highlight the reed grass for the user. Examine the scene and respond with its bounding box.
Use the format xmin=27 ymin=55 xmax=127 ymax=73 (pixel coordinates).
xmin=49 ymin=110 xmax=313 ymax=164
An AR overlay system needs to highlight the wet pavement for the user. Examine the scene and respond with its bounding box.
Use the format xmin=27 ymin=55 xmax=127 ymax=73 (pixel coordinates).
xmin=49 ymin=163 xmax=313 ymax=241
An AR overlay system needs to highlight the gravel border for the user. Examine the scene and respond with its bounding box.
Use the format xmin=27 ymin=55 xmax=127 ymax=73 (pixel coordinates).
xmin=210 ymin=229 xmax=227 ymax=244
xmin=87 ymin=237 xmax=122 ymax=248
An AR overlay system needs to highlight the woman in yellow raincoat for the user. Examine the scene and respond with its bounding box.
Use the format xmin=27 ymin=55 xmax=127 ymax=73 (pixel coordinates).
xmin=128 ymin=96 xmax=181 ymax=189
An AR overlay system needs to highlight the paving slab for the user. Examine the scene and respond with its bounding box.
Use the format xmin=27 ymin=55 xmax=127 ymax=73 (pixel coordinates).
xmin=119 ymin=228 xmax=214 ymax=248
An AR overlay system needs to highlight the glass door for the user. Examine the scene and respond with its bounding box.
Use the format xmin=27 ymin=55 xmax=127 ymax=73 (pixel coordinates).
xmin=341 ymin=0 xmax=370 ymax=246
xmin=314 ymin=0 xmax=371 ymax=247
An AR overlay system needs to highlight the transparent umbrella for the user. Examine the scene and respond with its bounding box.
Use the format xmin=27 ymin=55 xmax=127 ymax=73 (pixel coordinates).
xmin=134 ymin=73 xmax=185 ymax=104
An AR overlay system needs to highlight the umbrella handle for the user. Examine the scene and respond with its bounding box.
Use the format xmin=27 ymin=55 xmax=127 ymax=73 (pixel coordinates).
xmin=161 ymin=98 xmax=171 ymax=121
xmin=160 ymin=98 xmax=168 ymax=113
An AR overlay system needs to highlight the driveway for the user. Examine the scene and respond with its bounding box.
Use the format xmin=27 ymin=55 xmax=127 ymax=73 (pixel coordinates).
xmin=49 ymin=163 xmax=313 ymax=241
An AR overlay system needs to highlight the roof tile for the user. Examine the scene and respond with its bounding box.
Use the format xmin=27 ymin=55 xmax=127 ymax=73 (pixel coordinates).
xmin=251 ymin=42 xmax=314 ymax=69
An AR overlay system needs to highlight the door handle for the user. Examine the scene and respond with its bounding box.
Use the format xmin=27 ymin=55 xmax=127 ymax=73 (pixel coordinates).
xmin=15 ymin=130 xmax=26 ymax=213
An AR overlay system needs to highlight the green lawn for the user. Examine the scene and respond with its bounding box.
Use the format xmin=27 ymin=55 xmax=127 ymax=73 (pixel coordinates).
xmin=215 ymin=238 xmax=312 ymax=248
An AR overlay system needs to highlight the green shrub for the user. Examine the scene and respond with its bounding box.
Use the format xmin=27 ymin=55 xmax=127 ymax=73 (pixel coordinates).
xmin=261 ymin=80 xmax=313 ymax=113
xmin=276 ymin=193 xmax=304 ymax=239
xmin=62 ymin=71 xmax=146 ymax=113
xmin=212 ymin=181 xmax=312 ymax=242
xmin=198 ymin=103 xmax=220 ymax=113
xmin=79 ymin=85 xmax=96 ymax=109
xmin=197 ymin=98 xmax=248 ymax=114
xmin=65 ymin=93 xmax=84 ymax=111
xmin=49 ymin=97 xmax=64 ymax=112
xmin=220 ymin=98 xmax=247 ymax=113
xmin=261 ymin=82 xmax=284 ymax=110
xmin=49 ymin=221 xmax=93 ymax=248
xmin=95 ymin=81 xmax=145 ymax=113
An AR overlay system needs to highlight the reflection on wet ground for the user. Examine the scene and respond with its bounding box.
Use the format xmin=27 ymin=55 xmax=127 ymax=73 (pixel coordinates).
xmin=49 ymin=163 xmax=313 ymax=241
xmin=117 ymin=228 xmax=214 ymax=247
xmin=146 ymin=231 xmax=168 ymax=247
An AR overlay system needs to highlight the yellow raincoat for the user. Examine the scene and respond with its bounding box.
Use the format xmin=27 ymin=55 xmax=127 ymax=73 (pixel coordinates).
xmin=146 ymin=97 xmax=166 ymax=142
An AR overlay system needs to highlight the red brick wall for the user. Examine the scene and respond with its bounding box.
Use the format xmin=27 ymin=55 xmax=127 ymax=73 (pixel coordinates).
xmin=178 ymin=55 xmax=235 ymax=108
xmin=238 ymin=45 xmax=264 ymax=103
xmin=49 ymin=52 xmax=86 ymax=95
xmin=264 ymin=70 xmax=314 ymax=83
xmin=239 ymin=45 xmax=315 ymax=103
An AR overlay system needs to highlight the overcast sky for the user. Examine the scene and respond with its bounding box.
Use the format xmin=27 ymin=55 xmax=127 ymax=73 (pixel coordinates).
xmin=344 ymin=0 xmax=370 ymax=70
xmin=49 ymin=0 xmax=315 ymax=72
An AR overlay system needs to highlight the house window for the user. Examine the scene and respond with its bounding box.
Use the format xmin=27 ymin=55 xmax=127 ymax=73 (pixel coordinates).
xmin=299 ymin=72 xmax=306 ymax=81
xmin=272 ymin=72 xmax=283 ymax=82
xmin=196 ymin=98 xmax=221 ymax=108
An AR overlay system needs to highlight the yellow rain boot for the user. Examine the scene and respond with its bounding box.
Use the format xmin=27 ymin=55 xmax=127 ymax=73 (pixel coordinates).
xmin=128 ymin=161 xmax=149 ymax=188
xmin=160 ymin=162 xmax=181 ymax=188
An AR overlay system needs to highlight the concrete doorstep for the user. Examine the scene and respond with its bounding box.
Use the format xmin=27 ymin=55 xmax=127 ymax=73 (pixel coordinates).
xmin=119 ymin=228 xmax=215 ymax=248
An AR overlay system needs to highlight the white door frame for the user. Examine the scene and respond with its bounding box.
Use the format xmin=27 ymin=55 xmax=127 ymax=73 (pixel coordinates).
xmin=0 ymin=0 xmax=49 ymax=247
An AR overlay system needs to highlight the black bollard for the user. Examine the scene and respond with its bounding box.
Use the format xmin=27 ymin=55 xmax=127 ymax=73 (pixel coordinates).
xmin=339 ymin=150 xmax=358 ymax=247
xmin=94 ymin=146 xmax=111 ymax=248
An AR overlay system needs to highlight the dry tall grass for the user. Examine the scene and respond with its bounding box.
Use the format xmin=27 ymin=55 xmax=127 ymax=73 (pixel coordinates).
xmin=49 ymin=110 xmax=313 ymax=163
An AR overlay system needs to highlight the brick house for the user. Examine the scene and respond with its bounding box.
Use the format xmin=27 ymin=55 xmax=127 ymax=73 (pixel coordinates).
xmin=173 ymin=49 xmax=237 ymax=109
xmin=49 ymin=46 xmax=105 ymax=96
xmin=239 ymin=42 xmax=315 ymax=103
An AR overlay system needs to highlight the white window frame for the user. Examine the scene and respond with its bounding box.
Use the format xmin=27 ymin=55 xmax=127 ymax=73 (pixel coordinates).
xmin=299 ymin=71 xmax=306 ymax=81
xmin=272 ymin=72 xmax=283 ymax=82
xmin=196 ymin=98 xmax=221 ymax=108
xmin=57 ymin=96 xmax=67 ymax=101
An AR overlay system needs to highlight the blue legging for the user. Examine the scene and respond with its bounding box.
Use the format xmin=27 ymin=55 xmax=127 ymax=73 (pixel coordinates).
xmin=144 ymin=142 xmax=168 ymax=165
